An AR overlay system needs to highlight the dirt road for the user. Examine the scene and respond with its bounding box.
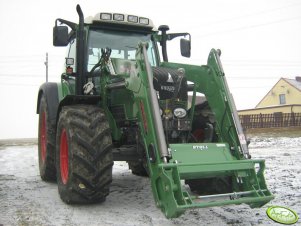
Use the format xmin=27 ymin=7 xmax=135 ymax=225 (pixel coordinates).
xmin=0 ymin=135 xmax=300 ymax=226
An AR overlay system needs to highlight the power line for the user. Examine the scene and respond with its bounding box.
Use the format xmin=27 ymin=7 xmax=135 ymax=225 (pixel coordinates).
xmin=231 ymin=87 xmax=272 ymax=89
xmin=224 ymin=65 xmax=301 ymax=68
xmin=223 ymin=61 xmax=301 ymax=67
xmin=197 ymin=16 xmax=301 ymax=38
xmin=199 ymin=2 xmax=301 ymax=27
xmin=223 ymin=60 xmax=301 ymax=65
xmin=0 ymin=54 xmax=63 ymax=58
xmin=227 ymin=77 xmax=281 ymax=80
xmin=0 ymin=74 xmax=47 ymax=77
xmin=0 ymin=55 xmax=44 ymax=58
xmin=0 ymin=83 xmax=40 ymax=87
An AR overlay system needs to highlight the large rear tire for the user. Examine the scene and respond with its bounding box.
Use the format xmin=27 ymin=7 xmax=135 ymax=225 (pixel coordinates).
xmin=56 ymin=105 xmax=113 ymax=204
xmin=38 ymin=95 xmax=56 ymax=181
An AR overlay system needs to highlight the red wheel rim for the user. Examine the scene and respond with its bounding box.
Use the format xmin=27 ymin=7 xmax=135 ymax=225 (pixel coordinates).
xmin=60 ymin=128 xmax=69 ymax=184
xmin=40 ymin=112 xmax=47 ymax=163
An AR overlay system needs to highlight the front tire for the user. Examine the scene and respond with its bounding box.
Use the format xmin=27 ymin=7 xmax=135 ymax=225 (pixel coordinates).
xmin=56 ymin=105 xmax=113 ymax=204
xmin=127 ymin=161 xmax=148 ymax=177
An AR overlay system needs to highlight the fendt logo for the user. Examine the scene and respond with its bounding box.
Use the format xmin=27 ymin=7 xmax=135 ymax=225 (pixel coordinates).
xmin=266 ymin=206 xmax=299 ymax=225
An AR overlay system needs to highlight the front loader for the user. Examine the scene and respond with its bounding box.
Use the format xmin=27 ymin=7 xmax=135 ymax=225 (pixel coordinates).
xmin=37 ymin=5 xmax=274 ymax=218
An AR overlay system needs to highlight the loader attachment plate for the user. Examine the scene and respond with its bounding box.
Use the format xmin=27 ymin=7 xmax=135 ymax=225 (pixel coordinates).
xmin=151 ymin=143 xmax=274 ymax=218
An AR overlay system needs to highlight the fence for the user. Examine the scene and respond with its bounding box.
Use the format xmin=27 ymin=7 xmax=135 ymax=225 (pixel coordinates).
xmin=239 ymin=112 xmax=301 ymax=129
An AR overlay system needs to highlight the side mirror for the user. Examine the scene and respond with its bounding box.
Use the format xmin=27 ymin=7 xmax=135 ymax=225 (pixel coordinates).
xmin=53 ymin=26 xmax=68 ymax=46
xmin=180 ymin=38 xmax=191 ymax=58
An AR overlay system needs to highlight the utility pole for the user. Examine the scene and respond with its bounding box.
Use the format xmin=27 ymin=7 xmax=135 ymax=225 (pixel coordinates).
xmin=44 ymin=52 xmax=48 ymax=82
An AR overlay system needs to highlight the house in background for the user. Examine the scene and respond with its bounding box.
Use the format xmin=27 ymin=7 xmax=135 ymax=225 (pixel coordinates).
xmin=238 ymin=77 xmax=301 ymax=129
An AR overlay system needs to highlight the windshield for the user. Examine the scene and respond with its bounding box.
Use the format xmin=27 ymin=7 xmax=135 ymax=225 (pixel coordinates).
xmin=87 ymin=29 xmax=157 ymax=71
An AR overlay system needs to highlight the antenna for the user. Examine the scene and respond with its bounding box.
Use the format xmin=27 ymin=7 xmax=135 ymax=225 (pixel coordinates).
xmin=44 ymin=52 xmax=48 ymax=82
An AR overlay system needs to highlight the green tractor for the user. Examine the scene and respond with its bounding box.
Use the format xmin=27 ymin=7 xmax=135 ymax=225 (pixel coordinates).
xmin=37 ymin=5 xmax=273 ymax=218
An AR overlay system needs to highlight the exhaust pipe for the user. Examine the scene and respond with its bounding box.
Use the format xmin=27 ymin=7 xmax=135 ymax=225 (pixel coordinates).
xmin=75 ymin=4 xmax=85 ymax=95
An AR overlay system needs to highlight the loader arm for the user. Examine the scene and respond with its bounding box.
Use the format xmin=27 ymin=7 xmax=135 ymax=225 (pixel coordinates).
xmin=131 ymin=44 xmax=274 ymax=218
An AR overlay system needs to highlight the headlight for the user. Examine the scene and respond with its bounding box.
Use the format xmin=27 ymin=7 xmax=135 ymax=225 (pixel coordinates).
xmin=113 ymin=14 xmax=124 ymax=21
xmin=100 ymin=13 xmax=112 ymax=20
xmin=128 ymin=15 xmax=138 ymax=23
xmin=173 ymin=108 xmax=187 ymax=119
xmin=139 ymin=17 xmax=149 ymax=25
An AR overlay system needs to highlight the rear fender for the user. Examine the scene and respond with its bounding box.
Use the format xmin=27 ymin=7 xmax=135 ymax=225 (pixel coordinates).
xmin=37 ymin=83 xmax=59 ymax=123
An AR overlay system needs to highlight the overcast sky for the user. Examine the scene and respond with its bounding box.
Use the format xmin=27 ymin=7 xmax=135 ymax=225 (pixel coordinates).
xmin=0 ymin=0 xmax=300 ymax=139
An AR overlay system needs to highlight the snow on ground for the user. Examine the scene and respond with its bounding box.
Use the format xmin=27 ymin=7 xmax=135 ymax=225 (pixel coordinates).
xmin=0 ymin=132 xmax=300 ymax=226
